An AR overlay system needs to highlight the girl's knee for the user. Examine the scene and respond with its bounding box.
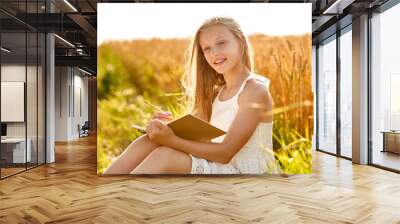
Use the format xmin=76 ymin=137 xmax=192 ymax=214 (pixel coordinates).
xmin=129 ymin=145 xmax=189 ymax=174
xmin=150 ymin=146 xmax=177 ymax=161
xmin=148 ymin=147 xmax=188 ymax=173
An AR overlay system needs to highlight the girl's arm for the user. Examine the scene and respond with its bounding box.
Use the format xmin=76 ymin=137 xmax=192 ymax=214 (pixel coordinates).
xmin=150 ymin=80 xmax=272 ymax=164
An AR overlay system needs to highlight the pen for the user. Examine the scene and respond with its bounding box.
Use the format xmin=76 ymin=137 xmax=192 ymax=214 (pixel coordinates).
xmin=131 ymin=124 xmax=146 ymax=134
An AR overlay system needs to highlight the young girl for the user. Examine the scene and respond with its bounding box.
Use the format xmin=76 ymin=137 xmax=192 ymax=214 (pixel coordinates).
xmin=103 ymin=16 xmax=280 ymax=174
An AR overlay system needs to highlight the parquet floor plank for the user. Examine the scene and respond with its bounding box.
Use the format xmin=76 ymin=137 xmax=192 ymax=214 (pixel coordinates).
xmin=0 ymin=135 xmax=399 ymax=223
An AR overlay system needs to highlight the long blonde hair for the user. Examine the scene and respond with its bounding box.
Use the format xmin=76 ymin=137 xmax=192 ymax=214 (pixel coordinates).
xmin=183 ymin=16 xmax=254 ymax=121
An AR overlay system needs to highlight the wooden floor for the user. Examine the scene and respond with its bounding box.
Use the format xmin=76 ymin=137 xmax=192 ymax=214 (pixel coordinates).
xmin=1 ymin=162 xmax=44 ymax=178
xmin=0 ymin=167 xmax=26 ymax=177
xmin=0 ymin=135 xmax=400 ymax=223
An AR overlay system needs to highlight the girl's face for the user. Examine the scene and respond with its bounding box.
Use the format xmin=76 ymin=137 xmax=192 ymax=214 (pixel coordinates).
xmin=199 ymin=25 xmax=243 ymax=74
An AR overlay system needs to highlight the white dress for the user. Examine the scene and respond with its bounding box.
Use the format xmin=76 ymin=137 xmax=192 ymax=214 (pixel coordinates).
xmin=190 ymin=73 xmax=281 ymax=174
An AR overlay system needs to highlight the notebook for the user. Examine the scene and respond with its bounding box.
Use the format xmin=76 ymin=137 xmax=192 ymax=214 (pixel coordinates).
xmin=132 ymin=114 xmax=226 ymax=142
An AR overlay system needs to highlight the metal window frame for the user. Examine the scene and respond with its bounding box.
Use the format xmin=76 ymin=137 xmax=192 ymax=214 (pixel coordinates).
xmin=367 ymin=1 xmax=400 ymax=173
xmin=315 ymin=21 xmax=353 ymax=162
xmin=315 ymin=0 xmax=400 ymax=173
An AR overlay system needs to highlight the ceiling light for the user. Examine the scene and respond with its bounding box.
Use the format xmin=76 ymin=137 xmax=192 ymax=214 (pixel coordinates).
xmin=63 ymin=0 xmax=78 ymax=12
xmin=323 ymin=0 xmax=355 ymax=15
xmin=1 ymin=47 xmax=11 ymax=53
xmin=76 ymin=48 xmax=86 ymax=55
xmin=78 ymin=67 xmax=93 ymax=76
xmin=54 ymin=34 xmax=75 ymax=48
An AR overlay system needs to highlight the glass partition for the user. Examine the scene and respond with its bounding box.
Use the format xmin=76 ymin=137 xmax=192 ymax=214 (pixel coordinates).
xmin=0 ymin=1 xmax=46 ymax=179
xmin=1 ymin=30 xmax=28 ymax=177
xmin=38 ymin=32 xmax=45 ymax=165
xmin=27 ymin=30 xmax=38 ymax=169
xmin=339 ymin=27 xmax=352 ymax=158
xmin=371 ymin=3 xmax=400 ymax=171
xmin=317 ymin=35 xmax=337 ymax=154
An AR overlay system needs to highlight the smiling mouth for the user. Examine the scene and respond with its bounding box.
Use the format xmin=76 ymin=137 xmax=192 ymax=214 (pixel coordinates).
xmin=213 ymin=58 xmax=226 ymax=65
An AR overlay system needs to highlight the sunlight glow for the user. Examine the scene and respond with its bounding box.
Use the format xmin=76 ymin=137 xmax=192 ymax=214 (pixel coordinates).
xmin=98 ymin=3 xmax=311 ymax=45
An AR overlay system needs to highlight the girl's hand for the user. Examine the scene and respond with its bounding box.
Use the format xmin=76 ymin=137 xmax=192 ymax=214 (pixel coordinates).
xmin=152 ymin=111 xmax=173 ymax=123
xmin=146 ymin=119 xmax=176 ymax=146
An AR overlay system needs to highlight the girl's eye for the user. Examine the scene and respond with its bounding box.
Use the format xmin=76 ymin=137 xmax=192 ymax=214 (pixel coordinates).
xmin=217 ymin=41 xmax=226 ymax=45
xmin=203 ymin=47 xmax=210 ymax=52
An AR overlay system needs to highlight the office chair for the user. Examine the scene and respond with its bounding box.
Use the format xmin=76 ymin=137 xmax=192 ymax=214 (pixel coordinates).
xmin=79 ymin=121 xmax=90 ymax=138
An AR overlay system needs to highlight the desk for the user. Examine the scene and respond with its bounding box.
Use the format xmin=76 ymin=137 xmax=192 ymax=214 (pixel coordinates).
xmin=381 ymin=131 xmax=400 ymax=154
xmin=1 ymin=138 xmax=31 ymax=163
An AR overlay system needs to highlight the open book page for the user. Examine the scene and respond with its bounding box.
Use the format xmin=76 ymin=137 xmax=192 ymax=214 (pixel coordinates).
xmin=132 ymin=114 xmax=225 ymax=141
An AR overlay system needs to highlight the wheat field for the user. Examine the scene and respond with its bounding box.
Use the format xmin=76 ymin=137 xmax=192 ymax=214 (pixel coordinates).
xmin=97 ymin=34 xmax=313 ymax=174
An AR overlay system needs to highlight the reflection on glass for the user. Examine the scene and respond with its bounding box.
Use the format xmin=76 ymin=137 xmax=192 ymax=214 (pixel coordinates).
xmin=0 ymin=1 xmax=47 ymax=179
xmin=318 ymin=37 xmax=337 ymax=154
xmin=1 ymin=31 xmax=27 ymax=177
xmin=26 ymin=0 xmax=40 ymax=170
xmin=340 ymin=29 xmax=352 ymax=158
xmin=38 ymin=33 xmax=46 ymax=165
xmin=390 ymin=75 xmax=400 ymax=130
xmin=27 ymin=31 xmax=38 ymax=169
xmin=371 ymin=3 xmax=400 ymax=171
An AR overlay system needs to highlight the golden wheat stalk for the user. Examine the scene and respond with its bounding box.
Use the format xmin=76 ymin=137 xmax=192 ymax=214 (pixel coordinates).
xmin=244 ymin=100 xmax=312 ymax=116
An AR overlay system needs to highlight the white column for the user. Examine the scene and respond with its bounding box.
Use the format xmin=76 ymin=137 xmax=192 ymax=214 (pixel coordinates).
xmin=352 ymin=14 xmax=369 ymax=164
xmin=46 ymin=33 xmax=55 ymax=163
xmin=45 ymin=1 xmax=55 ymax=163
xmin=55 ymin=67 xmax=74 ymax=141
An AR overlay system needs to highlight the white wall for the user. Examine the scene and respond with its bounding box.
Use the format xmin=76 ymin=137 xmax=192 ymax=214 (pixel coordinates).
xmin=1 ymin=65 xmax=34 ymax=138
xmin=1 ymin=64 xmax=46 ymax=163
xmin=1 ymin=65 xmax=26 ymax=143
xmin=1 ymin=65 xmax=26 ymax=81
xmin=55 ymin=67 xmax=89 ymax=141
xmin=55 ymin=66 xmax=69 ymax=141
xmin=1 ymin=66 xmax=25 ymax=128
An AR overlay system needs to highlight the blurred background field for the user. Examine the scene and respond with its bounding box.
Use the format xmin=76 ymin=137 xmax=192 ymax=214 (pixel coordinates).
xmin=97 ymin=34 xmax=313 ymax=174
